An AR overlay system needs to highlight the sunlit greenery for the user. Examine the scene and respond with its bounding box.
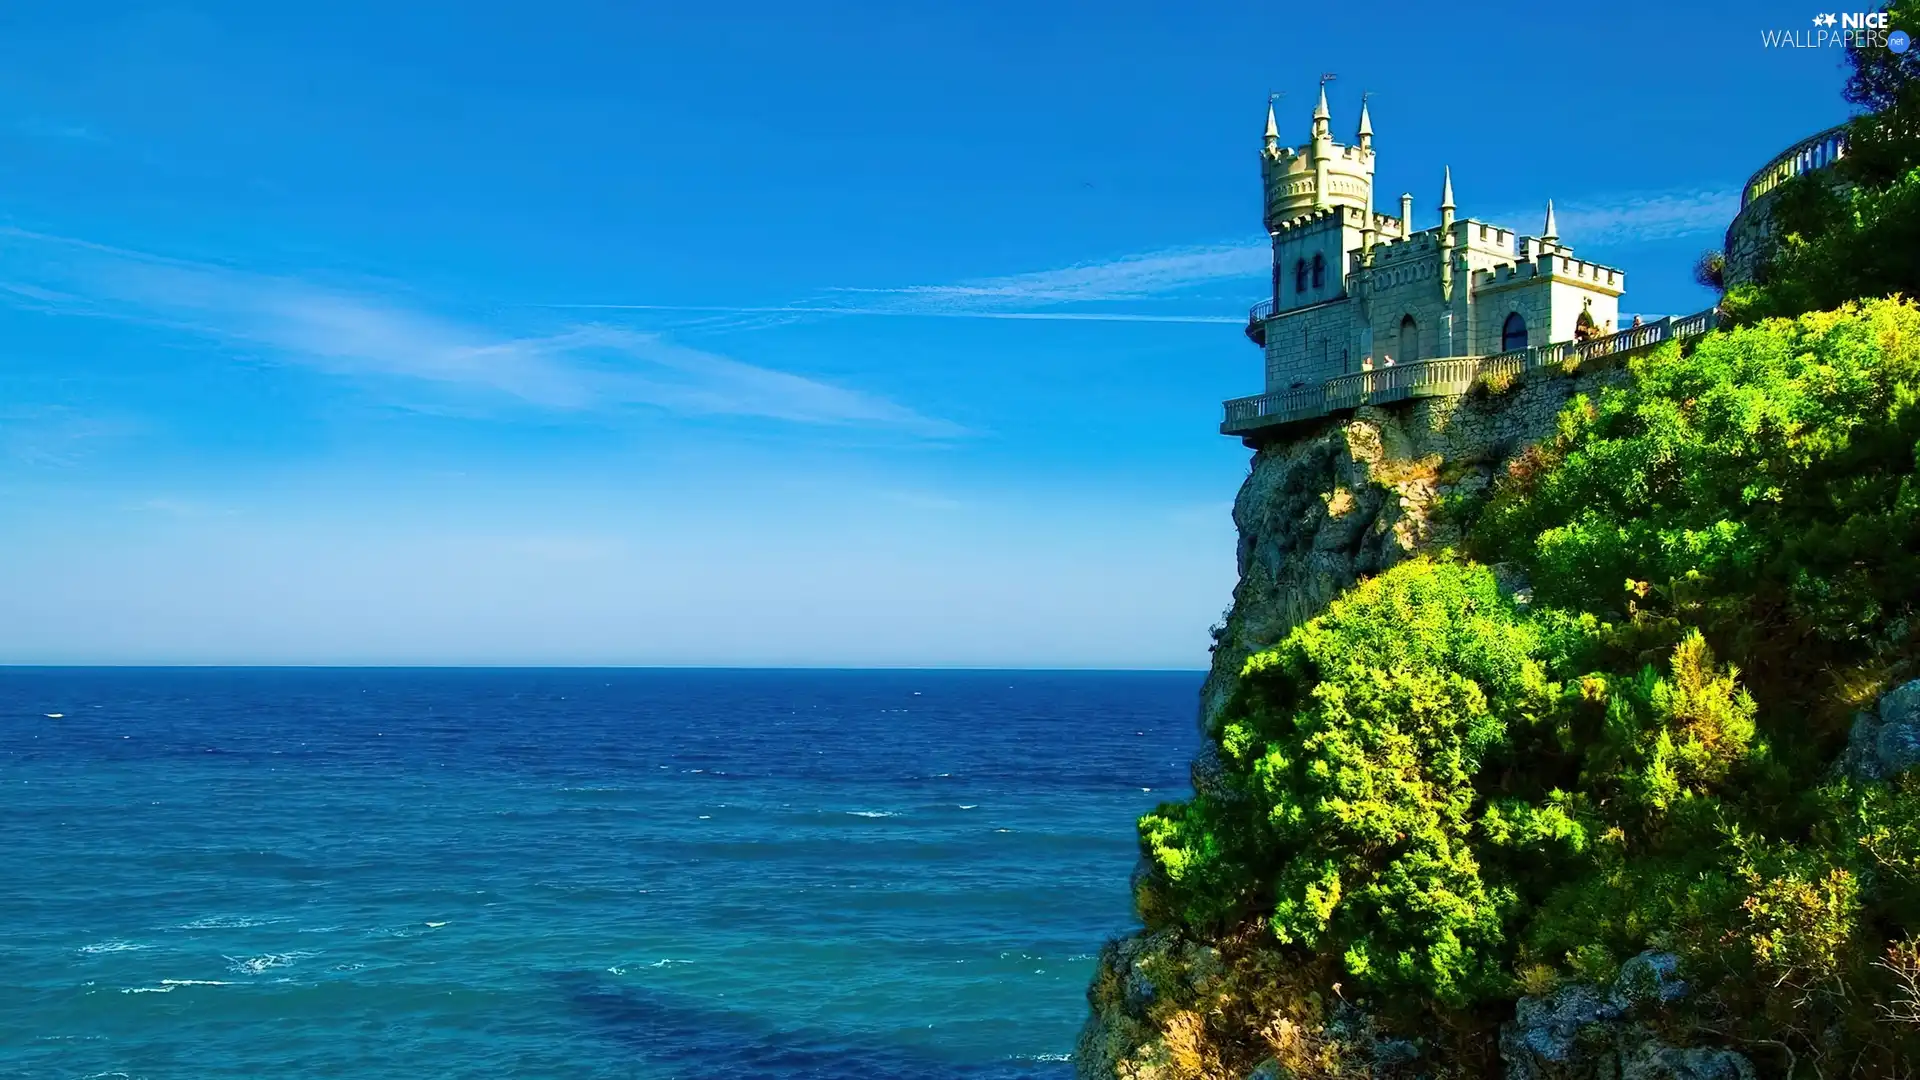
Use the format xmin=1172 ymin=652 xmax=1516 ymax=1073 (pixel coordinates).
xmin=1133 ymin=299 xmax=1920 ymax=1071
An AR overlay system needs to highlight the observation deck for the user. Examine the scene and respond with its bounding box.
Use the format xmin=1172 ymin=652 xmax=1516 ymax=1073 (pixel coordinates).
xmin=1220 ymin=308 xmax=1721 ymax=442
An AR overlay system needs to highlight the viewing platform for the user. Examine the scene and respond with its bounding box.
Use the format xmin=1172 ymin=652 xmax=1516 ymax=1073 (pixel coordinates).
xmin=1220 ymin=308 xmax=1721 ymax=441
xmin=1245 ymin=298 xmax=1276 ymax=346
xmin=1724 ymin=123 xmax=1851 ymax=286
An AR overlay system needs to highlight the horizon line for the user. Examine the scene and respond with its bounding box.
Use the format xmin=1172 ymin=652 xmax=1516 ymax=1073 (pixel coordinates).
xmin=1 ymin=663 xmax=1212 ymax=673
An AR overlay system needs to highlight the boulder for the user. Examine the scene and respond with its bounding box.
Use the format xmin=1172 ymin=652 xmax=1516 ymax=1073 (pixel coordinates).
xmin=1837 ymin=678 xmax=1920 ymax=782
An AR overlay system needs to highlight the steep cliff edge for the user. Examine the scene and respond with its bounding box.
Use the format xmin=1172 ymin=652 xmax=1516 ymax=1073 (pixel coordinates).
xmin=1084 ymin=368 xmax=1628 ymax=1080
xmin=1079 ymin=301 xmax=1920 ymax=1080
xmin=1199 ymin=367 xmax=1623 ymax=737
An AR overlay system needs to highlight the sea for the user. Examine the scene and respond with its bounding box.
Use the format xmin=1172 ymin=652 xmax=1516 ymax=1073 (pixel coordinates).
xmin=0 ymin=668 xmax=1201 ymax=1079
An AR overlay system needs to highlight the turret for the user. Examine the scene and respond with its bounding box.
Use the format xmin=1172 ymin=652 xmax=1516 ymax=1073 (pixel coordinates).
xmin=1439 ymin=167 xmax=1456 ymax=302
xmin=1264 ymin=100 xmax=1280 ymax=154
xmin=1542 ymin=200 xmax=1559 ymax=245
xmin=1356 ymin=95 xmax=1373 ymax=153
xmin=1312 ymin=82 xmax=1331 ymax=141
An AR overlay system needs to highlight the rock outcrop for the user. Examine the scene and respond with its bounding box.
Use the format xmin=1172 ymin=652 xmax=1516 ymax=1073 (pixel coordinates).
xmin=1080 ymin=364 xmax=1635 ymax=1079
xmin=1838 ymin=677 xmax=1920 ymax=782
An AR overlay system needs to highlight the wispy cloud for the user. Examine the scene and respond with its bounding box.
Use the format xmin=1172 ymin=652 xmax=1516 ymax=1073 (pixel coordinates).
xmin=0 ymin=405 xmax=139 ymax=467
xmin=550 ymin=302 xmax=1242 ymax=325
xmin=1490 ymin=188 xmax=1740 ymax=246
xmin=0 ymin=229 xmax=958 ymax=435
xmin=550 ymin=186 xmax=1735 ymax=328
xmin=842 ymin=243 xmax=1270 ymax=310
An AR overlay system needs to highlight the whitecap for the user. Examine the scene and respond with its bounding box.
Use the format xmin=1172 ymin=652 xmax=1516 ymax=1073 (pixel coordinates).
xmin=78 ymin=941 xmax=151 ymax=955
xmin=224 ymin=951 xmax=316 ymax=976
xmin=159 ymin=979 xmax=232 ymax=986
xmin=845 ymin=810 xmax=897 ymax=818
xmin=177 ymin=915 xmax=283 ymax=930
xmin=607 ymin=966 xmax=626 ymax=975
xmin=121 ymin=985 xmax=174 ymax=994
xmin=648 ymin=958 xmax=693 ymax=968
xmin=425 ymin=922 xmax=448 ymax=929
xmin=45 ymin=712 xmax=63 ymax=718
xmin=957 ymin=804 xmax=978 ymax=810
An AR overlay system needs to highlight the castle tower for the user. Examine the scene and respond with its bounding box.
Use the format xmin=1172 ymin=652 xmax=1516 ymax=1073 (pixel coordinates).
xmin=1250 ymin=83 xmax=1390 ymax=388
xmin=1260 ymin=85 xmax=1374 ymax=228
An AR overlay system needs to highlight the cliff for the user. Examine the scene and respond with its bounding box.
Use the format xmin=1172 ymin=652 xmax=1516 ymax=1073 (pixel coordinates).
xmin=1077 ymin=300 xmax=1920 ymax=1080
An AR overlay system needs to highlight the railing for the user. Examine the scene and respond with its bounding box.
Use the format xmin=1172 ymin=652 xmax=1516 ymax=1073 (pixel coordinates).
xmin=1248 ymin=297 xmax=1276 ymax=324
xmin=1221 ymin=308 xmax=1721 ymax=437
xmin=1741 ymin=123 xmax=1851 ymax=209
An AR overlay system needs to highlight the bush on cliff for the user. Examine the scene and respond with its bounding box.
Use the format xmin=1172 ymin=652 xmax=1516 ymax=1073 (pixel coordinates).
xmin=1725 ymin=0 xmax=1920 ymax=321
xmin=1126 ymin=299 xmax=1920 ymax=1076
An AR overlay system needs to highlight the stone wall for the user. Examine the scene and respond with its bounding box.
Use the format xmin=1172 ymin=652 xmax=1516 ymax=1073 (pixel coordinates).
xmin=1264 ymin=297 xmax=1356 ymax=390
xmin=1722 ymin=194 xmax=1773 ymax=289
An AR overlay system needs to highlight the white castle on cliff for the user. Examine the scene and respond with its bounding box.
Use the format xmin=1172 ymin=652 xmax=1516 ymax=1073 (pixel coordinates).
xmin=1245 ymin=83 xmax=1627 ymax=394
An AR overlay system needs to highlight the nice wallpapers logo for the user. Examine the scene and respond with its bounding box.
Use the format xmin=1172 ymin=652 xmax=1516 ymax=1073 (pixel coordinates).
xmin=1761 ymin=11 xmax=1911 ymax=51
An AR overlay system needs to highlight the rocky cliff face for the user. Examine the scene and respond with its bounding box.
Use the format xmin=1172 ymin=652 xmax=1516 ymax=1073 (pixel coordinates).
xmin=1199 ymin=368 xmax=1622 ymax=737
xmin=1079 ymin=365 xmax=1636 ymax=1080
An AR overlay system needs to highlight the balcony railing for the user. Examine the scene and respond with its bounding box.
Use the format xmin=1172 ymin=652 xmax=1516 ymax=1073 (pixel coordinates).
xmin=1740 ymin=123 xmax=1851 ymax=209
xmin=1245 ymin=297 xmax=1277 ymax=346
xmin=1221 ymin=308 xmax=1722 ymax=438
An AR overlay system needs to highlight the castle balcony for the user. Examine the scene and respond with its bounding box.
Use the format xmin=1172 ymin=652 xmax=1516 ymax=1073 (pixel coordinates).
xmin=1245 ymin=298 xmax=1275 ymax=346
xmin=1724 ymin=122 xmax=1852 ymax=287
xmin=1220 ymin=308 xmax=1722 ymax=441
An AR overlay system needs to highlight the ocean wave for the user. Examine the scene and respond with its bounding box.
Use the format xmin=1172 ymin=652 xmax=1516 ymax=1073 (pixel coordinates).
xmin=844 ymin=810 xmax=899 ymax=818
xmin=224 ymin=951 xmax=317 ymax=976
xmin=176 ymin=915 xmax=284 ymax=930
xmin=957 ymin=804 xmax=979 ymax=810
xmin=1011 ymin=1052 xmax=1073 ymax=1062
xmin=121 ymin=985 xmax=173 ymax=994
xmin=78 ymin=940 xmax=152 ymax=955
xmin=160 ymin=979 xmax=233 ymax=986
xmin=648 ymin=958 xmax=694 ymax=968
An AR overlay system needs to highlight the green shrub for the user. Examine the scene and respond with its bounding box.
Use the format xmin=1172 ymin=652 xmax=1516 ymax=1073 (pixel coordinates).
xmin=1135 ymin=300 xmax=1920 ymax=1069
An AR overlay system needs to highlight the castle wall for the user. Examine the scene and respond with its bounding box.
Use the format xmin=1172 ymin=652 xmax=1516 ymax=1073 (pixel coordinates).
xmin=1361 ymin=246 xmax=1450 ymax=362
xmin=1272 ymin=214 xmax=1359 ymax=315
xmin=1265 ymin=297 xmax=1355 ymax=391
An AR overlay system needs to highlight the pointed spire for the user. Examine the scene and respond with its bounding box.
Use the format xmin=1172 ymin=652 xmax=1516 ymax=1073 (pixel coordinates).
xmin=1357 ymin=95 xmax=1373 ymax=143
xmin=1440 ymin=166 xmax=1455 ymax=212
xmin=1542 ymin=199 xmax=1559 ymax=243
xmin=1314 ymin=82 xmax=1330 ymax=122
xmin=1264 ymin=100 xmax=1279 ymax=148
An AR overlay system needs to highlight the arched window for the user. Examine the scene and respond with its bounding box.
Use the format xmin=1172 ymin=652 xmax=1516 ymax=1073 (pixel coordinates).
xmin=1399 ymin=315 xmax=1420 ymax=363
xmin=1311 ymin=252 xmax=1326 ymax=290
xmin=1294 ymin=258 xmax=1309 ymax=294
xmin=1502 ymin=312 xmax=1528 ymax=352
xmin=1575 ymin=309 xmax=1597 ymax=342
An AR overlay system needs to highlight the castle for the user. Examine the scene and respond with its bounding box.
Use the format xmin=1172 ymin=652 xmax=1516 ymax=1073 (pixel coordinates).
xmin=1245 ymin=84 xmax=1627 ymax=396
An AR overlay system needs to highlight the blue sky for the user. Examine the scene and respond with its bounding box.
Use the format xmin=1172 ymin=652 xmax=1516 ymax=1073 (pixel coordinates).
xmin=0 ymin=1 xmax=1862 ymax=666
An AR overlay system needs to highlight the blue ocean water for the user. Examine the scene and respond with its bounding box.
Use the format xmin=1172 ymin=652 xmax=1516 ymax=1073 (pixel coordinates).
xmin=0 ymin=668 xmax=1200 ymax=1079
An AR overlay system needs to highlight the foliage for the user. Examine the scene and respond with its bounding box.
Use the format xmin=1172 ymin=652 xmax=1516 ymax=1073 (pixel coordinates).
xmin=1724 ymin=166 xmax=1920 ymax=321
xmin=1132 ymin=300 xmax=1920 ymax=1072
xmin=1840 ymin=0 xmax=1920 ymax=189
xmin=1729 ymin=0 xmax=1920 ymax=319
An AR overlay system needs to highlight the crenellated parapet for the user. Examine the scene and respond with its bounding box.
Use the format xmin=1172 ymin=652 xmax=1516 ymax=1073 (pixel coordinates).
xmin=1241 ymin=83 xmax=1644 ymax=410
